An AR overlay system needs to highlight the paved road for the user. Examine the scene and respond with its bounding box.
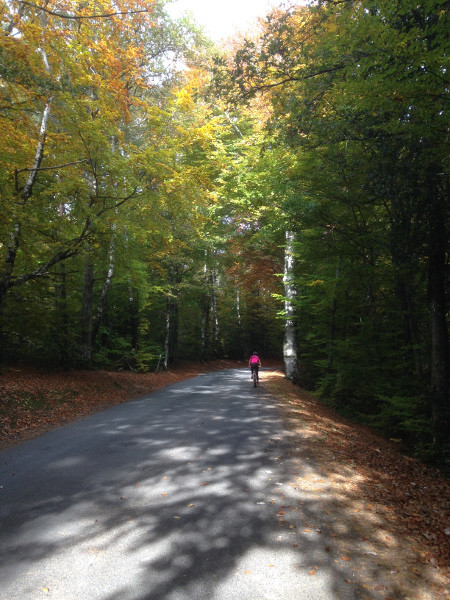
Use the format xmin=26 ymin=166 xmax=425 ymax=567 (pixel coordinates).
xmin=1 ymin=369 xmax=357 ymax=599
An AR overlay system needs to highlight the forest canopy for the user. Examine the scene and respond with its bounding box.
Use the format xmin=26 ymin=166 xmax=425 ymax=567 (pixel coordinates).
xmin=0 ymin=0 xmax=448 ymax=464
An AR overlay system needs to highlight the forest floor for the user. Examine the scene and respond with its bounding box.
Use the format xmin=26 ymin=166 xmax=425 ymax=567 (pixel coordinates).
xmin=0 ymin=361 xmax=449 ymax=599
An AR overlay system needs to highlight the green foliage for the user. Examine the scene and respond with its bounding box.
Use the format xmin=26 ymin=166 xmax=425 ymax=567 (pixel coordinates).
xmin=219 ymin=0 xmax=449 ymax=463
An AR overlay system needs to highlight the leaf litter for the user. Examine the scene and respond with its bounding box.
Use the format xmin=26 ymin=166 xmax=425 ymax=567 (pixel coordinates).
xmin=264 ymin=371 xmax=449 ymax=600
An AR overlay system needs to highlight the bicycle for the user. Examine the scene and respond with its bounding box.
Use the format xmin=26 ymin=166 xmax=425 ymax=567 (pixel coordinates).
xmin=249 ymin=352 xmax=261 ymax=388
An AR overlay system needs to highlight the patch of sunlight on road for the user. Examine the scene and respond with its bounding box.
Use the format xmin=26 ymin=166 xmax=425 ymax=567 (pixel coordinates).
xmin=213 ymin=546 xmax=333 ymax=600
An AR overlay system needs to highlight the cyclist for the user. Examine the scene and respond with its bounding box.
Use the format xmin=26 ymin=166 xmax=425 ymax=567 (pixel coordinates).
xmin=249 ymin=351 xmax=261 ymax=381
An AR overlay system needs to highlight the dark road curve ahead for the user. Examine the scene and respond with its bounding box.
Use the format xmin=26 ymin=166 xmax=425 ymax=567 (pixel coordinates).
xmin=0 ymin=368 xmax=357 ymax=600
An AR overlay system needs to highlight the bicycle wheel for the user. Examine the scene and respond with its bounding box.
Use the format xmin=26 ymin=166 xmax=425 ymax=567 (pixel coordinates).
xmin=253 ymin=371 xmax=257 ymax=387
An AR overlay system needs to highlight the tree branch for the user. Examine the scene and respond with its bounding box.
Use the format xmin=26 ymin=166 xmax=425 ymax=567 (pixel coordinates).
xmin=18 ymin=1 xmax=152 ymax=20
xmin=15 ymin=159 xmax=88 ymax=174
xmin=240 ymin=65 xmax=345 ymax=97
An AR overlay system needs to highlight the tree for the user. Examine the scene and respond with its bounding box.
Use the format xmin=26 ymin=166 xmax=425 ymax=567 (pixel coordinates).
xmin=223 ymin=0 xmax=449 ymax=460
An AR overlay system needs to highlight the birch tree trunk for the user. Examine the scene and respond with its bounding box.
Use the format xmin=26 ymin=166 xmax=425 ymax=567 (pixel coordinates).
xmin=0 ymin=17 xmax=52 ymax=311
xmin=283 ymin=230 xmax=300 ymax=382
xmin=91 ymin=226 xmax=116 ymax=346
xmin=164 ymin=301 xmax=171 ymax=371
xmin=129 ymin=285 xmax=139 ymax=356
xmin=163 ymin=267 xmax=180 ymax=370
xmin=201 ymin=298 xmax=210 ymax=362
xmin=201 ymin=262 xmax=210 ymax=362
xmin=211 ymin=269 xmax=220 ymax=355
xmin=164 ymin=294 xmax=179 ymax=370
xmin=236 ymin=289 xmax=242 ymax=329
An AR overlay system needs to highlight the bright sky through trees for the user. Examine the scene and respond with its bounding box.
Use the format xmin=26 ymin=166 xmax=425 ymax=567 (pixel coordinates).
xmin=167 ymin=0 xmax=299 ymax=40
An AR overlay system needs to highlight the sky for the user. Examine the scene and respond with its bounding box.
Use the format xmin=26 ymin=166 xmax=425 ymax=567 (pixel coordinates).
xmin=166 ymin=0 xmax=282 ymax=41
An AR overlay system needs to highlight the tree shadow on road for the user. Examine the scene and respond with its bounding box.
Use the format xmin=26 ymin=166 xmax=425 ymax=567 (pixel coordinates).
xmin=1 ymin=369 xmax=446 ymax=599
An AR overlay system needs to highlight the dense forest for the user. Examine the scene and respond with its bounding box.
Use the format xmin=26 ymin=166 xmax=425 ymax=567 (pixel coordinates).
xmin=0 ymin=0 xmax=448 ymax=464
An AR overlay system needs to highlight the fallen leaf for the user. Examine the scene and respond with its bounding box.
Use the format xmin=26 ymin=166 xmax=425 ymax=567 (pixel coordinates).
xmin=340 ymin=556 xmax=351 ymax=561
xmin=309 ymin=570 xmax=316 ymax=575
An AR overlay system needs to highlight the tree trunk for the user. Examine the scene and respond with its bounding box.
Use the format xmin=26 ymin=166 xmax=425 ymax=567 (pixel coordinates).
xmin=164 ymin=294 xmax=179 ymax=370
xmin=394 ymin=273 xmax=424 ymax=383
xmin=91 ymin=229 xmax=116 ymax=346
xmin=201 ymin=295 xmax=211 ymax=363
xmin=21 ymin=100 xmax=52 ymax=200
xmin=163 ymin=266 xmax=180 ymax=370
xmin=211 ymin=269 xmax=220 ymax=355
xmin=54 ymin=261 xmax=70 ymax=366
xmin=427 ymin=169 xmax=449 ymax=456
xmin=200 ymin=262 xmax=210 ymax=362
xmin=0 ymin=13 xmax=53 ymax=308
xmin=327 ymin=263 xmax=340 ymax=371
xmin=164 ymin=300 xmax=171 ymax=371
xmin=80 ymin=258 xmax=94 ymax=366
xmin=0 ymin=95 xmax=52 ymax=312
xmin=388 ymin=190 xmax=425 ymax=386
xmin=283 ymin=230 xmax=300 ymax=382
xmin=236 ymin=289 xmax=242 ymax=328
xmin=129 ymin=284 xmax=139 ymax=356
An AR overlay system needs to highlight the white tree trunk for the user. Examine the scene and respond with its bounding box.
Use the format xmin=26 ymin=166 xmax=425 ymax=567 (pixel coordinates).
xmin=92 ymin=225 xmax=116 ymax=345
xmin=201 ymin=263 xmax=210 ymax=362
xmin=164 ymin=304 xmax=170 ymax=371
xmin=283 ymin=230 xmax=300 ymax=382
xmin=21 ymin=100 xmax=52 ymax=200
xmin=211 ymin=269 xmax=219 ymax=348
xmin=0 ymin=27 xmax=52 ymax=309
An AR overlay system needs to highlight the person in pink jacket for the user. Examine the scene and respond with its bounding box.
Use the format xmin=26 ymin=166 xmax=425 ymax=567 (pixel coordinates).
xmin=248 ymin=351 xmax=262 ymax=381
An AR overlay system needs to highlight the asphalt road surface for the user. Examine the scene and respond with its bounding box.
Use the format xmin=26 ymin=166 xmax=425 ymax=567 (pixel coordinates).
xmin=1 ymin=368 xmax=358 ymax=599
